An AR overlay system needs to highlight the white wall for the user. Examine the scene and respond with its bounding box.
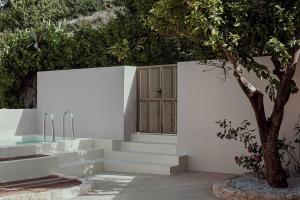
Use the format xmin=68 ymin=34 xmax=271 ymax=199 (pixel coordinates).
xmin=177 ymin=58 xmax=300 ymax=174
xmin=124 ymin=66 xmax=137 ymax=141
xmin=0 ymin=109 xmax=37 ymax=138
xmin=37 ymin=66 xmax=136 ymax=140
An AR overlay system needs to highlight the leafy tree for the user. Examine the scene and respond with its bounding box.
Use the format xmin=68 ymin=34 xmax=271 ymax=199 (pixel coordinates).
xmin=105 ymin=0 xmax=206 ymax=65
xmin=0 ymin=0 xmax=105 ymax=107
xmin=0 ymin=0 xmax=103 ymax=32
xmin=148 ymin=0 xmax=300 ymax=188
xmin=0 ymin=0 xmax=203 ymax=108
xmin=0 ymin=23 xmax=117 ymax=107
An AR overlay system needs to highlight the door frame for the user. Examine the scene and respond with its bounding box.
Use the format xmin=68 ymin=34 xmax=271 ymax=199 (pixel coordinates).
xmin=137 ymin=64 xmax=177 ymax=134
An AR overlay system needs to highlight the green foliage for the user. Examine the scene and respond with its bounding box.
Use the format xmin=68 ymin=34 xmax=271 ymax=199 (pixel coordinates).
xmin=0 ymin=0 xmax=203 ymax=108
xmin=0 ymin=0 xmax=103 ymax=31
xmin=0 ymin=23 xmax=119 ymax=107
xmin=148 ymin=0 xmax=300 ymax=98
xmin=108 ymin=39 xmax=130 ymax=63
xmin=105 ymin=0 xmax=205 ymax=65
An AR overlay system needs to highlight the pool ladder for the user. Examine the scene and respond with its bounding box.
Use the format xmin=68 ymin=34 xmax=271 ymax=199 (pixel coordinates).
xmin=62 ymin=110 xmax=75 ymax=140
xmin=43 ymin=111 xmax=55 ymax=142
xmin=43 ymin=110 xmax=75 ymax=142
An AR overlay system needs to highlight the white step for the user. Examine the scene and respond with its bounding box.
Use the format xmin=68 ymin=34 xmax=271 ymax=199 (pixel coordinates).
xmin=0 ymin=145 xmax=37 ymax=158
xmin=131 ymin=134 xmax=177 ymax=144
xmin=38 ymin=138 xmax=95 ymax=154
xmin=0 ymin=156 xmax=59 ymax=183
xmin=104 ymin=150 xmax=186 ymax=165
xmin=121 ymin=141 xmax=177 ymax=154
xmin=104 ymin=160 xmax=183 ymax=175
xmin=59 ymin=159 xmax=104 ymax=177
xmin=57 ymin=148 xmax=104 ymax=164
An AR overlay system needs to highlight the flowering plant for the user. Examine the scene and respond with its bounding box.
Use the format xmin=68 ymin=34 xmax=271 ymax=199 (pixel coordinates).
xmin=216 ymin=120 xmax=264 ymax=177
xmin=216 ymin=118 xmax=300 ymax=178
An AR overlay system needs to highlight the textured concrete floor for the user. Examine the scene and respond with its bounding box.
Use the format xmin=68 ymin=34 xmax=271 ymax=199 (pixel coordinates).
xmin=72 ymin=171 xmax=233 ymax=200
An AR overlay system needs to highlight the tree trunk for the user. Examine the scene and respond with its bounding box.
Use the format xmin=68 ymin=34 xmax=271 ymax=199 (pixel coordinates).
xmin=262 ymin=137 xmax=288 ymax=188
xmin=20 ymin=72 xmax=37 ymax=108
xmin=225 ymin=48 xmax=300 ymax=188
xmin=257 ymin=109 xmax=288 ymax=188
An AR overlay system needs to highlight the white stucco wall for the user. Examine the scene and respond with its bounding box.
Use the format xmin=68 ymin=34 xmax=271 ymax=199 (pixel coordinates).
xmin=124 ymin=66 xmax=137 ymax=141
xmin=37 ymin=66 xmax=136 ymax=140
xmin=177 ymin=58 xmax=300 ymax=174
xmin=0 ymin=109 xmax=37 ymax=138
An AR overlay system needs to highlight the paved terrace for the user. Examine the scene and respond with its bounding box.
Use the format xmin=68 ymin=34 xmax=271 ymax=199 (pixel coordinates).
xmin=73 ymin=171 xmax=233 ymax=200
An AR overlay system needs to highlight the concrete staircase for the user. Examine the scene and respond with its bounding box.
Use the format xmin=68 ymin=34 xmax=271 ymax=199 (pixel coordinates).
xmin=104 ymin=134 xmax=188 ymax=175
xmin=38 ymin=134 xmax=187 ymax=177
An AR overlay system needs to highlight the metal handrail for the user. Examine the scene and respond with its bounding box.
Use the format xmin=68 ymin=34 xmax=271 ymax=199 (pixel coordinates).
xmin=43 ymin=111 xmax=55 ymax=142
xmin=62 ymin=110 xmax=75 ymax=140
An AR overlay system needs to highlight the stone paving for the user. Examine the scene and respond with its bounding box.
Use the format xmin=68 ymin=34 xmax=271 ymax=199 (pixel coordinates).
xmin=72 ymin=171 xmax=233 ymax=200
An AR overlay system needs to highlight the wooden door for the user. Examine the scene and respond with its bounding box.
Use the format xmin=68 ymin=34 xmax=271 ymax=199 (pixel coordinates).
xmin=137 ymin=65 xmax=177 ymax=134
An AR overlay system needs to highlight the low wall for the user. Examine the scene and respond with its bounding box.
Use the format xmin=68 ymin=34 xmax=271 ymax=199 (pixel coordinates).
xmin=177 ymin=58 xmax=300 ymax=174
xmin=0 ymin=109 xmax=37 ymax=138
xmin=37 ymin=66 xmax=136 ymax=140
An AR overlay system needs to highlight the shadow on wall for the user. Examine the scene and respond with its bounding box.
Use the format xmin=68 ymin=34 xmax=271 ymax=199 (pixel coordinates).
xmin=177 ymin=58 xmax=300 ymax=174
xmin=0 ymin=109 xmax=37 ymax=138
xmin=124 ymin=67 xmax=137 ymax=141
xmin=124 ymin=67 xmax=137 ymax=140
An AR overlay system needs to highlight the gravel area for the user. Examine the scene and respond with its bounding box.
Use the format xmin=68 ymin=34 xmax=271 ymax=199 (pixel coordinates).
xmin=231 ymin=173 xmax=300 ymax=194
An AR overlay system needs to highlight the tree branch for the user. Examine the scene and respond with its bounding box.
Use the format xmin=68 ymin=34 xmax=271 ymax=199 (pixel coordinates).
xmin=271 ymin=56 xmax=284 ymax=80
xmin=223 ymin=49 xmax=268 ymax=142
xmin=269 ymin=47 xmax=300 ymax=138
xmin=223 ymin=49 xmax=258 ymax=97
xmin=286 ymin=47 xmax=300 ymax=78
xmin=233 ymin=67 xmax=257 ymax=96
xmin=233 ymin=64 xmax=268 ymax=142
xmin=273 ymin=47 xmax=300 ymax=113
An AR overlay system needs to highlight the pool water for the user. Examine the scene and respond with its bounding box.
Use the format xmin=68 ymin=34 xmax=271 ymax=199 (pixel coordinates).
xmin=0 ymin=135 xmax=65 ymax=146
xmin=16 ymin=139 xmax=46 ymax=144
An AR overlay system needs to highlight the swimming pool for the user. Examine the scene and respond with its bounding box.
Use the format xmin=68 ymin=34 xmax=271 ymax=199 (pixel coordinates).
xmin=0 ymin=136 xmax=100 ymax=183
xmin=0 ymin=135 xmax=66 ymax=146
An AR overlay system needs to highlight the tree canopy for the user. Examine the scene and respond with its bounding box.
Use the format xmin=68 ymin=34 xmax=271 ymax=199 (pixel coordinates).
xmin=148 ymin=0 xmax=300 ymax=98
xmin=148 ymin=0 xmax=300 ymax=188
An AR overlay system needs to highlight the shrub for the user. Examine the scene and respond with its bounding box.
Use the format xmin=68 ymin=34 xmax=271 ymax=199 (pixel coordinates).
xmin=0 ymin=0 xmax=205 ymax=108
xmin=216 ymin=118 xmax=300 ymax=178
xmin=0 ymin=0 xmax=103 ymax=31
xmin=0 ymin=22 xmax=118 ymax=108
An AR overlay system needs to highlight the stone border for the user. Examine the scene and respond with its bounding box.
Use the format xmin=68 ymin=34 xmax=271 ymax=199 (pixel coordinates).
xmin=213 ymin=177 xmax=300 ymax=200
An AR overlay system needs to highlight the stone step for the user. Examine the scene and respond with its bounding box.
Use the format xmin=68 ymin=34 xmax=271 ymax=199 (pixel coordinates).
xmin=0 ymin=155 xmax=59 ymax=183
xmin=38 ymin=138 xmax=95 ymax=154
xmin=120 ymin=141 xmax=177 ymax=154
xmin=104 ymin=150 xmax=187 ymax=165
xmin=104 ymin=160 xmax=184 ymax=175
xmin=131 ymin=134 xmax=177 ymax=144
xmin=57 ymin=148 xmax=104 ymax=164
